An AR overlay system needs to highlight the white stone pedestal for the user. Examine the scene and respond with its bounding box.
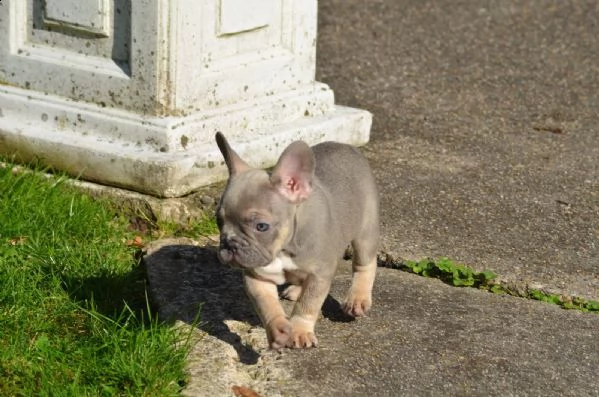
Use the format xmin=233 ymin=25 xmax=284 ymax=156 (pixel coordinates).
xmin=0 ymin=0 xmax=371 ymax=197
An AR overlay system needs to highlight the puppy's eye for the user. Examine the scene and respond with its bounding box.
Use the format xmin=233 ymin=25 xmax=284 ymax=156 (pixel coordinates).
xmin=256 ymin=222 xmax=270 ymax=232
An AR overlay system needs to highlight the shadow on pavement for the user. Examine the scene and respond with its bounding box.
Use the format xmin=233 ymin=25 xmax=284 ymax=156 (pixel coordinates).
xmin=143 ymin=243 xmax=262 ymax=364
xmin=143 ymin=241 xmax=358 ymax=363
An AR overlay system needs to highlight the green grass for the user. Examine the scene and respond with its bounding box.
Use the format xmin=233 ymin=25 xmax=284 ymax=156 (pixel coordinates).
xmin=0 ymin=163 xmax=192 ymax=396
xmin=380 ymin=256 xmax=599 ymax=313
xmin=148 ymin=216 xmax=219 ymax=241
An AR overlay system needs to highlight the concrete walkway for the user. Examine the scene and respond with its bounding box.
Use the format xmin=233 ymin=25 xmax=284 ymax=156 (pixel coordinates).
xmin=317 ymin=0 xmax=598 ymax=303
xmin=145 ymin=1 xmax=598 ymax=395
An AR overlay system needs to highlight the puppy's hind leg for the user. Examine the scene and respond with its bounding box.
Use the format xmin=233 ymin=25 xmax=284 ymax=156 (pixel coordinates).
xmin=343 ymin=233 xmax=378 ymax=317
xmin=281 ymin=285 xmax=302 ymax=301
xmin=281 ymin=272 xmax=305 ymax=301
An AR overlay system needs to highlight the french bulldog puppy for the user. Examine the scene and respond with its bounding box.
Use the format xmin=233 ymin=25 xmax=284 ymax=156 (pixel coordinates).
xmin=215 ymin=132 xmax=379 ymax=349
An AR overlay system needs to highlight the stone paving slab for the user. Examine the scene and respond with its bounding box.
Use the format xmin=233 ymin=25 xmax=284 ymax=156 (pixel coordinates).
xmin=317 ymin=0 xmax=599 ymax=302
xmin=144 ymin=239 xmax=599 ymax=397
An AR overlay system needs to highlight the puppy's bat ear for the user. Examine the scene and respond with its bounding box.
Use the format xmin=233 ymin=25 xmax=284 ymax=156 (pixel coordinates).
xmin=215 ymin=132 xmax=251 ymax=176
xmin=270 ymin=140 xmax=315 ymax=203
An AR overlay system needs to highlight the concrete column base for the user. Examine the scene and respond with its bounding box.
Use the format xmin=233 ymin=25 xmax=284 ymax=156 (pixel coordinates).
xmin=0 ymin=83 xmax=371 ymax=197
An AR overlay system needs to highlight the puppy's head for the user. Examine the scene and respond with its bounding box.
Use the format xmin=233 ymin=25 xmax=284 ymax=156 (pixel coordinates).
xmin=214 ymin=132 xmax=314 ymax=269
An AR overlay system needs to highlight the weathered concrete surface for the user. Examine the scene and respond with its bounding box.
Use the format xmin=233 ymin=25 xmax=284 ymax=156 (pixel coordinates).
xmin=285 ymin=265 xmax=598 ymax=397
xmin=143 ymin=239 xmax=292 ymax=397
xmin=141 ymin=0 xmax=599 ymax=395
xmin=318 ymin=0 xmax=599 ymax=302
xmin=144 ymin=239 xmax=598 ymax=396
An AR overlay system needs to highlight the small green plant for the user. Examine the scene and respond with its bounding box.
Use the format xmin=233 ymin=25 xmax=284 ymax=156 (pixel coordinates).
xmin=156 ymin=215 xmax=219 ymax=239
xmin=380 ymin=256 xmax=599 ymax=313
xmin=130 ymin=207 xmax=219 ymax=241
xmin=527 ymin=289 xmax=599 ymax=312
xmin=383 ymin=257 xmax=497 ymax=288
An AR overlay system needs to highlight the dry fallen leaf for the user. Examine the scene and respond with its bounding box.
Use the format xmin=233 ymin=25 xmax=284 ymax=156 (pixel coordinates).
xmin=231 ymin=385 xmax=261 ymax=397
xmin=125 ymin=236 xmax=144 ymax=248
xmin=8 ymin=236 xmax=28 ymax=246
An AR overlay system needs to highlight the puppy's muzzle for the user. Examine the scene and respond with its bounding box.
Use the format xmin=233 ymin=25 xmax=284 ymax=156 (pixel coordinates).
xmin=218 ymin=233 xmax=270 ymax=269
xmin=218 ymin=234 xmax=247 ymax=267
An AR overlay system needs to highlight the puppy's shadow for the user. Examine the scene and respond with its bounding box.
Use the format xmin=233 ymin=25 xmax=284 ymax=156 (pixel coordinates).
xmin=144 ymin=241 xmax=355 ymax=364
xmin=143 ymin=242 xmax=261 ymax=364
xmin=321 ymin=294 xmax=356 ymax=323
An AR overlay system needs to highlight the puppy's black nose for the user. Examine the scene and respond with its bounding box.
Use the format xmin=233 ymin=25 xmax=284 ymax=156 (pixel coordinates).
xmin=219 ymin=234 xmax=233 ymax=251
xmin=217 ymin=234 xmax=234 ymax=264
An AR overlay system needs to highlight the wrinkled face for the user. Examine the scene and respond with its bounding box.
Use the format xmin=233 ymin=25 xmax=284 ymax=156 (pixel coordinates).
xmin=216 ymin=169 xmax=295 ymax=269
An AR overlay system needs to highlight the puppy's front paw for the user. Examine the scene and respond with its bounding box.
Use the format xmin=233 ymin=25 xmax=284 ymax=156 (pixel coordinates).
xmin=288 ymin=330 xmax=318 ymax=349
xmin=342 ymin=293 xmax=372 ymax=317
xmin=287 ymin=317 xmax=318 ymax=348
xmin=267 ymin=316 xmax=292 ymax=349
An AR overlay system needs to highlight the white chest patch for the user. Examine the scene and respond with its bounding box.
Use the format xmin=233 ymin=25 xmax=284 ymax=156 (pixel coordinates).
xmin=253 ymin=255 xmax=298 ymax=285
